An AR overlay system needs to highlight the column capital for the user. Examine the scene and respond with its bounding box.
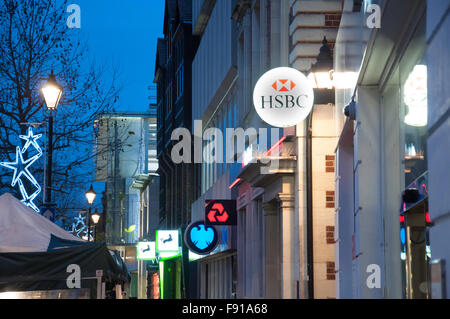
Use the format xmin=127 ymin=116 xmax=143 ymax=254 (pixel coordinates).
xmin=277 ymin=194 xmax=295 ymax=209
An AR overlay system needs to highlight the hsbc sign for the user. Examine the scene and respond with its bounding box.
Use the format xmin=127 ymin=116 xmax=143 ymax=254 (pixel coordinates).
xmin=253 ymin=67 xmax=314 ymax=128
xmin=205 ymin=200 xmax=237 ymax=226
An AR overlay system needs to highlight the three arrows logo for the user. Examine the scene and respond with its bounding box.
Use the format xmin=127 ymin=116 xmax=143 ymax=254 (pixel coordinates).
xmin=207 ymin=203 xmax=229 ymax=223
xmin=205 ymin=200 xmax=237 ymax=226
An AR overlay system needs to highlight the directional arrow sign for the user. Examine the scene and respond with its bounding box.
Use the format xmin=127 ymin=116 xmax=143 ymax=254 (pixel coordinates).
xmin=205 ymin=200 xmax=237 ymax=226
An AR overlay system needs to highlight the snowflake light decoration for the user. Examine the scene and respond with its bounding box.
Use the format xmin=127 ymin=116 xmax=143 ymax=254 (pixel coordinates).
xmin=0 ymin=127 xmax=43 ymax=212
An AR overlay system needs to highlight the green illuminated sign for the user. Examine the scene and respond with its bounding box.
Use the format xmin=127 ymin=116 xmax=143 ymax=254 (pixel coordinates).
xmin=136 ymin=241 xmax=156 ymax=261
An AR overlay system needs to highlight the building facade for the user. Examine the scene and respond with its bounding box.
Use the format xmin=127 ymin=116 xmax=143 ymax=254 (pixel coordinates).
xmin=190 ymin=0 xmax=239 ymax=299
xmin=188 ymin=0 xmax=340 ymax=299
xmin=334 ymin=0 xmax=450 ymax=299
xmin=94 ymin=112 xmax=154 ymax=298
xmin=154 ymin=0 xmax=195 ymax=299
xmin=129 ymin=105 xmax=160 ymax=299
xmin=153 ymin=0 xmax=450 ymax=300
xmin=155 ymin=0 xmax=195 ymax=230
xmin=426 ymin=0 xmax=450 ymax=300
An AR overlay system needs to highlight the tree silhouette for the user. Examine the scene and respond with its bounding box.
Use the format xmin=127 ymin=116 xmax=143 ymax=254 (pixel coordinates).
xmin=0 ymin=0 xmax=120 ymax=214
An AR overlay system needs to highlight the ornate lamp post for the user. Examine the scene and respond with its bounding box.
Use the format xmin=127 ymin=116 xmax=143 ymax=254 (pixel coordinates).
xmin=85 ymin=184 xmax=97 ymax=242
xmin=91 ymin=209 xmax=101 ymax=242
xmin=41 ymin=71 xmax=62 ymax=206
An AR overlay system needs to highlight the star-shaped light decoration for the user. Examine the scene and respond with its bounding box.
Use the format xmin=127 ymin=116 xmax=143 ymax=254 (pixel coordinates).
xmin=18 ymin=179 xmax=41 ymax=212
xmin=70 ymin=212 xmax=92 ymax=241
xmin=1 ymin=146 xmax=41 ymax=187
xmin=0 ymin=127 xmax=43 ymax=213
xmin=19 ymin=127 xmax=43 ymax=154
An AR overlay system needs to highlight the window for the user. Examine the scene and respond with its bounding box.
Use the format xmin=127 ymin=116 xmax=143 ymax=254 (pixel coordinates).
xmin=403 ymin=62 xmax=428 ymax=186
xmin=167 ymin=25 xmax=172 ymax=60
xmin=397 ymin=16 xmax=428 ymax=187
xmin=176 ymin=63 xmax=184 ymax=100
xmin=238 ymin=208 xmax=247 ymax=297
xmin=157 ymin=101 xmax=163 ymax=130
xmin=165 ymin=83 xmax=172 ymax=118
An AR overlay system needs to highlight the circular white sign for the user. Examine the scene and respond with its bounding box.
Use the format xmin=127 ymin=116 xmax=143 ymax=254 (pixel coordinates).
xmin=253 ymin=67 xmax=314 ymax=128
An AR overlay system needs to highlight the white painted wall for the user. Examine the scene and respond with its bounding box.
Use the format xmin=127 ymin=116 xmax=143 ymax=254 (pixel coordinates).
xmin=353 ymin=87 xmax=385 ymax=299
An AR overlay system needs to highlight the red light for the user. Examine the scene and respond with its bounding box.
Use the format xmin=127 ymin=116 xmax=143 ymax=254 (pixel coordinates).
xmin=265 ymin=136 xmax=286 ymax=156
xmin=421 ymin=183 xmax=428 ymax=194
xmin=229 ymin=178 xmax=242 ymax=189
xmin=400 ymin=216 xmax=405 ymax=223
xmin=426 ymin=212 xmax=432 ymax=223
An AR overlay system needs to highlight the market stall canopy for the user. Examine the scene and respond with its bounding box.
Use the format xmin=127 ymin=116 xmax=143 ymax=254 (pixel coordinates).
xmin=0 ymin=193 xmax=84 ymax=253
xmin=0 ymin=241 xmax=130 ymax=294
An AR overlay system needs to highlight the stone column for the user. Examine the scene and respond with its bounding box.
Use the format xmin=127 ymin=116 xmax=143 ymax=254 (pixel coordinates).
xmin=278 ymin=194 xmax=298 ymax=299
xmin=263 ymin=201 xmax=281 ymax=298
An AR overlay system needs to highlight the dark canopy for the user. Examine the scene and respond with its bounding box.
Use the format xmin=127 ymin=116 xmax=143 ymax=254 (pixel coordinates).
xmin=0 ymin=236 xmax=129 ymax=295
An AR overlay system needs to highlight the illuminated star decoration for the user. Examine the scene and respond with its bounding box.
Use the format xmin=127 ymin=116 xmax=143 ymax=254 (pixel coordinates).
xmin=20 ymin=128 xmax=43 ymax=153
xmin=0 ymin=127 xmax=43 ymax=212
xmin=70 ymin=212 xmax=93 ymax=241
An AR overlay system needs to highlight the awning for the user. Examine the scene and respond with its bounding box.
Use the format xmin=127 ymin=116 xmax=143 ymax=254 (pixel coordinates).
xmin=0 ymin=240 xmax=130 ymax=295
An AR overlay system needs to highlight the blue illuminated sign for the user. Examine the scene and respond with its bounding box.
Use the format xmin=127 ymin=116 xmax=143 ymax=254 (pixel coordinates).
xmin=184 ymin=221 xmax=218 ymax=255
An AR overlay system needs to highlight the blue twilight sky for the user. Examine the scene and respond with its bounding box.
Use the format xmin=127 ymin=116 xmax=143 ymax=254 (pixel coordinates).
xmin=73 ymin=0 xmax=165 ymax=112
xmin=56 ymin=1 xmax=165 ymax=217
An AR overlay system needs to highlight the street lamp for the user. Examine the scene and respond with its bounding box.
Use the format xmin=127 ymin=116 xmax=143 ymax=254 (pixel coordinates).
xmin=85 ymin=184 xmax=97 ymax=205
xmin=42 ymin=71 xmax=63 ymax=110
xmin=41 ymin=71 xmax=62 ymax=207
xmin=307 ymin=37 xmax=358 ymax=92
xmin=85 ymin=184 xmax=97 ymax=242
xmin=91 ymin=209 xmax=101 ymax=242
xmin=307 ymin=37 xmax=334 ymax=89
xmin=91 ymin=209 xmax=101 ymax=225
xmin=305 ymin=37 xmax=336 ymax=299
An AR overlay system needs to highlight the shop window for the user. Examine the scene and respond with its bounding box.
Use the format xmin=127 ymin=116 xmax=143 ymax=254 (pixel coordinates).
xmin=403 ymin=62 xmax=428 ymax=186
xmin=397 ymin=15 xmax=429 ymax=299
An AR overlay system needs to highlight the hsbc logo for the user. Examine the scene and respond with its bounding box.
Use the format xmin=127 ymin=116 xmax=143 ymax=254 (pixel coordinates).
xmin=272 ymin=79 xmax=296 ymax=92
xmin=254 ymin=67 xmax=314 ymax=128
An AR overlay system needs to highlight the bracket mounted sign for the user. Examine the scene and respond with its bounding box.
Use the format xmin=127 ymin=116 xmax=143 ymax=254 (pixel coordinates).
xmin=205 ymin=200 xmax=237 ymax=226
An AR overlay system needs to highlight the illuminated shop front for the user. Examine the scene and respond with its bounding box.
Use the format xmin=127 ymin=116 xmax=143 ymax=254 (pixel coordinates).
xmin=334 ymin=0 xmax=432 ymax=299
xmin=384 ymin=15 xmax=430 ymax=298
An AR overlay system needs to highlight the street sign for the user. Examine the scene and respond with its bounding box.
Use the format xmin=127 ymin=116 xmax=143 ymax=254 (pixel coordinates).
xmin=156 ymin=230 xmax=179 ymax=253
xmin=184 ymin=221 xmax=218 ymax=255
xmin=137 ymin=241 xmax=156 ymax=261
xmin=41 ymin=207 xmax=55 ymax=222
xmin=205 ymin=200 xmax=237 ymax=226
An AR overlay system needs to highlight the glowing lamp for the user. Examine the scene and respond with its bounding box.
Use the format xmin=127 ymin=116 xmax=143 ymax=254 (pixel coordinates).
xmin=41 ymin=71 xmax=62 ymax=110
xmin=309 ymin=37 xmax=334 ymax=89
xmin=91 ymin=209 xmax=101 ymax=225
xmin=308 ymin=37 xmax=359 ymax=90
xmin=404 ymin=65 xmax=428 ymax=127
xmin=85 ymin=184 xmax=97 ymax=205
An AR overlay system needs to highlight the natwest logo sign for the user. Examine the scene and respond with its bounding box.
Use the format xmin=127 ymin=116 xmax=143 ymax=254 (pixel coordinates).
xmin=253 ymin=67 xmax=314 ymax=128
xmin=205 ymin=200 xmax=237 ymax=226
